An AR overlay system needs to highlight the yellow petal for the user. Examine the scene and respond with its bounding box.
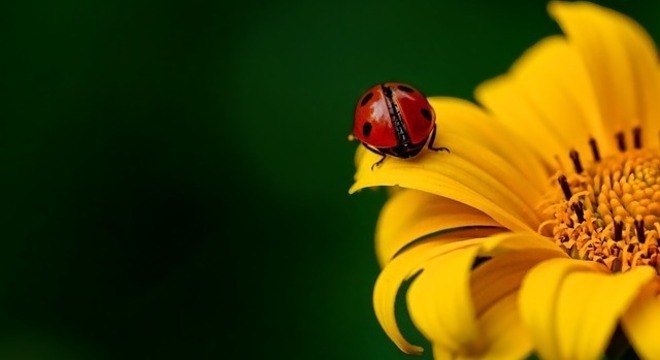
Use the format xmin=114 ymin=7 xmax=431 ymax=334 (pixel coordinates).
xmin=519 ymin=259 xmax=601 ymax=360
xmin=511 ymin=36 xmax=613 ymax=158
xmin=557 ymin=267 xmax=656 ymax=360
xmin=475 ymin=293 xmax=532 ymax=360
xmin=470 ymin=248 xmax=566 ymax=317
xmin=353 ymin=143 xmax=367 ymax=169
xmin=373 ymin=237 xmax=486 ymax=355
xmin=549 ymin=1 xmax=660 ymax=149
xmin=431 ymin=346 xmax=453 ymax=360
xmin=430 ymin=293 xmax=533 ymax=360
xmin=428 ymin=97 xmax=550 ymax=193
xmin=477 ymin=231 xmax=564 ymax=255
xmin=622 ymin=278 xmax=660 ymax=359
xmin=520 ymin=259 xmax=656 ymax=360
xmin=407 ymin=246 xmax=482 ymax=354
xmin=477 ymin=35 xmax=611 ymax=166
xmin=470 ymin=235 xmax=566 ymax=358
xmin=351 ymin=151 xmax=536 ymax=233
xmin=376 ymin=189 xmax=503 ymax=266
xmin=431 ymin=98 xmax=548 ymax=202
xmin=401 ymin=233 xmax=563 ymax=356
xmin=476 ymin=73 xmax=567 ymax=168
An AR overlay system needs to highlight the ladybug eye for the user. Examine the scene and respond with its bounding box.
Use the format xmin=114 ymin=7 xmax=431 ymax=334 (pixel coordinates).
xmin=421 ymin=108 xmax=433 ymax=121
xmin=360 ymin=92 xmax=374 ymax=106
xmin=397 ymin=85 xmax=415 ymax=93
xmin=362 ymin=122 xmax=372 ymax=137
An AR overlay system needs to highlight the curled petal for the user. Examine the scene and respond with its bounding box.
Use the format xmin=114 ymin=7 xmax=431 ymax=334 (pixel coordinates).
xmin=373 ymin=238 xmax=485 ymax=354
xmin=377 ymin=232 xmax=563 ymax=356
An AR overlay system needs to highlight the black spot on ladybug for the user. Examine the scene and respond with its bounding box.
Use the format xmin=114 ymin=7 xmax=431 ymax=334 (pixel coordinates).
xmin=362 ymin=122 xmax=372 ymax=137
xmin=421 ymin=108 xmax=432 ymax=121
xmin=360 ymin=92 xmax=374 ymax=106
xmin=397 ymin=85 xmax=414 ymax=93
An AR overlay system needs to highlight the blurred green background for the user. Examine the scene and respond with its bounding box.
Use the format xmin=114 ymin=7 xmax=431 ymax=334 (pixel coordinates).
xmin=0 ymin=0 xmax=658 ymax=359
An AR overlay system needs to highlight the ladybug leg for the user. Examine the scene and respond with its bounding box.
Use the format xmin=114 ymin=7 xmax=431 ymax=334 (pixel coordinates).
xmin=371 ymin=154 xmax=387 ymax=170
xmin=361 ymin=143 xmax=388 ymax=170
xmin=428 ymin=124 xmax=450 ymax=153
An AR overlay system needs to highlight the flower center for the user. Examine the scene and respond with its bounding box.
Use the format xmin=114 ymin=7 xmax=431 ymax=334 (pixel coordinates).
xmin=540 ymin=129 xmax=660 ymax=273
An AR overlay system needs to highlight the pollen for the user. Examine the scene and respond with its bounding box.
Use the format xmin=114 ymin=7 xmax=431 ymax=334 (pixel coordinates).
xmin=540 ymin=131 xmax=660 ymax=273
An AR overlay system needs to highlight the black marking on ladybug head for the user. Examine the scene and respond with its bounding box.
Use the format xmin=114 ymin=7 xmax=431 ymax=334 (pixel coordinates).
xmin=421 ymin=108 xmax=432 ymax=121
xmin=397 ymin=85 xmax=414 ymax=93
xmin=360 ymin=92 xmax=374 ymax=106
xmin=362 ymin=122 xmax=372 ymax=137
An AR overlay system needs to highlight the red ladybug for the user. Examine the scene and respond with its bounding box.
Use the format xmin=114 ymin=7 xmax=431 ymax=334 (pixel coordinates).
xmin=353 ymin=82 xmax=448 ymax=169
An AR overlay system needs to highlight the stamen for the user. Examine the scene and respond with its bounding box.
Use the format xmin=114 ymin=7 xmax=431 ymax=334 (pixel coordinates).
xmin=613 ymin=216 xmax=623 ymax=241
xmin=633 ymin=127 xmax=642 ymax=149
xmin=616 ymin=132 xmax=626 ymax=152
xmin=557 ymin=175 xmax=572 ymax=201
xmin=589 ymin=138 xmax=601 ymax=162
xmin=634 ymin=216 xmax=645 ymax=244
xmin=572 ymin=202 xmax=584 ymax=223
xmin=569 ymin=150 xmax=583 ymax=174
xmin=545 ymin=146 xmax=660 ymax=273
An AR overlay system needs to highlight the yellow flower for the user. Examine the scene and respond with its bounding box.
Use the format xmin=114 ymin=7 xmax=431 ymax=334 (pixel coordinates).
xmin=349 ymin=2 xmax=660 ymax=359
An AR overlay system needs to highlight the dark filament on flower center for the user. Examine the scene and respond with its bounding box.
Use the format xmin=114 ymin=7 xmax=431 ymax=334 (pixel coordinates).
xmin=616 ymin=131 xmax=626 ymax=152
xmin=557 ymin=175 xmax=572 ymax=200
xmin=634 ymin=127 xmax=642 ymax=149
xmin=571 ymin=202 xmax=585 ymax=222
xmin=589 ymin=138 xmax=601 ymax=162
xmin=569 ymin=150 xmax=583 ymax=174
xmin=614 ymin=217 xmax=623 ymax=241
xmin=634 ymin=216 xmax=645 ymax=244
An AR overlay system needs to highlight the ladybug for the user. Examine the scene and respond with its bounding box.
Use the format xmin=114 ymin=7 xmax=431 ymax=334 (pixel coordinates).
xmin=353 ymin=82 xmax=448 ymax=169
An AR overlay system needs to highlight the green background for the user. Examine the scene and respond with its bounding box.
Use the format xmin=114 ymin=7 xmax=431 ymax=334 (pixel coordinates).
xmin=0 ymin=0 xmax=658 ymax=359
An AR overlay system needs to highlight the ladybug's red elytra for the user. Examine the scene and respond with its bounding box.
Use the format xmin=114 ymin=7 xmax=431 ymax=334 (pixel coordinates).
xmin=353 ymin=82 xmax=448 ymax=169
